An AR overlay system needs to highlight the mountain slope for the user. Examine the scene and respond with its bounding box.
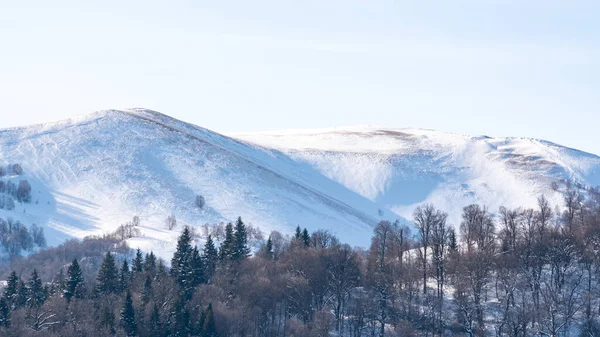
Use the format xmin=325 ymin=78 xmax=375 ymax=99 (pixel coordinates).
xmin=231 ymin=127 xmax=600 ymax=225
xmin=2 ymin=110 xmax=599 ymax=257
xmin=0 ymin=109 xmax=392 ymax=256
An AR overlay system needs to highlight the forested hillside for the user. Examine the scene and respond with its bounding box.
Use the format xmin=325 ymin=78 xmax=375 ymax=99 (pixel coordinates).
xmin=0 ymin=182 xmax=600 ymax=336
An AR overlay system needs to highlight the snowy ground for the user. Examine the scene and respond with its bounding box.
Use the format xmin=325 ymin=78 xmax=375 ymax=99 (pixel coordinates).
xmin=231 ymin=126 xmax=600 ymax=226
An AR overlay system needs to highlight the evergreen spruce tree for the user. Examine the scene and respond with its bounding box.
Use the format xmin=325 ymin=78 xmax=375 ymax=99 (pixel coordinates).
xmin=203 ymin=235 xmax=218 ymax=282
xmin=64 ymin=259 xmax=85 ymax=301
xmin=149 ymin=304 xmax=163 ymax=337
xmin=157 ymin=259 xmax=168 ymax=277
xmin=219 ymin=223 xmax=235 ymax=261
xmin=203 ymin=303 xmax=217 ymax=337
xmin=302 ymin=228 xmax=310 ymax=247
xmin=0 ymin=297 xmax=10 ymax=328
xmin=133 ymin=248 xmax=144 ymax=273
xmin=27 ymin=269 xmax=46 ymax=308
xmin=119 ymin=259 xmax=131 ymax=292
xmin=143 ymin=251 xmax=157 ymax=273
xmin=120 ymin=290 xmax=137 ymax=337
xmin=448 ymin=227 xmax=458 ymax=252
xmin=141 ymin=276 xmax=152 ymax=306
xmin=294 ymin=225 xmax=302 ymax=240
xmin=168 ymin=299 xmax=190 ymax=337
xmin=16 ymin=280 xmax=27 ymax=308
xmin=171 ymin=226 xmax=193 ymax=285
xmin=96 ymin=252 xmax=119 ymax=294
xmin=189 ymin=246 xmax=205 ymax=288
xmin=3 ymin=271 xmax=19 ymax=308
xmin=265 ymin=236 xmax=274 ymax=259
xmin=232 ymin=217 xmax=250 ymax=261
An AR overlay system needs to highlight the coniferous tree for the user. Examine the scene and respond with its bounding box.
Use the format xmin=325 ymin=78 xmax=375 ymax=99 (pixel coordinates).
xmin=3 ymin=271 xmax=19 ymax=308
xmin=64 ymin=259 xmax=84 ymax=301
xmin=203 ymin=303 xmax=217 ymax=337
xmin=189 ymin=246 xmax=205 ymax=288
xmin=294 ymin=225 xmax=302 ymax=240
xmin=203 ymin=235 xmax=218 ymax=281
xmin=96 ymin=252 xmax=119 ymax=294
xmin=265 ymin=236 xmax=274 ymax=259
xmin=448 ymin=227 xmax=458 ymax=252
xmin=149 ymin=304 xmax=163 ymax=337
xmin=133 ymin=248 xmax=144 ymax=273
xmin=302 ymin=228 xmax=310 ymax=247
xmin=219 ymin=223 xmax=235 ymax=261
xmin=141 ymin=276 xmax=152 ymax=306
xmin=15 ymin=280 xmax=27 ymax=308
xmin=171 ymin=226 xmax=193 ymax=290
xmin=168 ymin=299 xmax=190 ymax=337
xmin=157 ymin=259 xmax=168 ymax=277
xmin=26 ymin=269 xmax=46 ymax=308
xmin=119 ymin=259 xmax=131 ymax=292
xmin=0 ymin=297 xmax=9 ymax=328
xmin=120 ymin=290 xmax=137 ymax=337
xmin=144 ymin=251 xmax=157 ymax=273
xmin=233 ymin=217 xmax=251 ymax=261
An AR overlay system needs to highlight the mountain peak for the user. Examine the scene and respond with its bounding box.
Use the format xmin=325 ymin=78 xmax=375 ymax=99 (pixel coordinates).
xmin=2 ymin=108 xmax=600 ymax=258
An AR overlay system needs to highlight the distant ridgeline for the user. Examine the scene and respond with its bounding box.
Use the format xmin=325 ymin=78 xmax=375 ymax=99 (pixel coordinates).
xmin=0 ymin=164 xmax=45 ymax=260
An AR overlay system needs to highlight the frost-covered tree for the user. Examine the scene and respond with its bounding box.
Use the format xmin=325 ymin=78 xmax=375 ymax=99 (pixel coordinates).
xmin=0 ymin=297 xmax=9 ymax=328
xmin=119 ymin=259 xmax=130 ymax=292
xmin=143 ymin=251 xmax=157 ymax=273
xmin=141 ymin=276 xmax=152 ymax=306
xmin=26 ymin=269 xmax=46 ymax=308
xmin=170 ymin=226 xmax=193 ymax=292
xmin=64 ymin=259 xmax=84 ymax=301
xmin=219 ymin=222 xmax=235 ymax=261
xmin=133 ymin=248 xmax=144 ymax=273
xmin=233 ymin=216 xmax=250 ymax=261
xmin=202 ymin=235 xmax=218 ymax=281
xmin=96 ymin=252 xmax=119 ymax=294
xmin=3 ymin=271 xmax=19 ymax=308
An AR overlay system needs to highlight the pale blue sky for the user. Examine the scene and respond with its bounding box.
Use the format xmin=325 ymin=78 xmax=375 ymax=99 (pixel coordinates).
xmin=1 ymin=1 xmax=599 ymax=154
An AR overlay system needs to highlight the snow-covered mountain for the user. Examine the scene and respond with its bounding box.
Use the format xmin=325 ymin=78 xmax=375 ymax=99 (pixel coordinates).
xmin=0 ymin=109 xmax=391 ymax=256
xmin=231 ymin=126 xmax=600 ymax=225
xmin=1 ymin=109 xmax=599 ymax=256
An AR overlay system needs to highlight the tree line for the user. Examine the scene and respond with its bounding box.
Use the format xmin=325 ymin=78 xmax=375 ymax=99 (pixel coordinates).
xmin=1 ymin=183 xmax=600 ymax=336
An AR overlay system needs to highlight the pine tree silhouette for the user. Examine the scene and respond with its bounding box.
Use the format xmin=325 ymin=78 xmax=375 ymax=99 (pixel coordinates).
xmin=0 ymin=297 xmax=10 ymax=328
xmin=120 ymin=290 xmax=137 ymax=337
xmin=233 ymin=217 xmax=250 ymax=261
xmin=133 ymin=248 xmax=144 ymax=273
xmin=96 ymin=252 xmax=119 ymax=294
xmin=64 ymin=259 xmax=84 ymax=301
xmin=119 ymin=259 xmax=131 ymax=292
xmin=26 ymin=269 xmax=46 ymax=308
xmin=203 ymin=235 xmax=218 ymax=281
xmin=219 ymin=223 xmax=235 ymax=261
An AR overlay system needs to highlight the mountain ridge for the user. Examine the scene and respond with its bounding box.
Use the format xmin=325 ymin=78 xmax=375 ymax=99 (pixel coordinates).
xmin=1 ymin=108 xmax=599 ymax=258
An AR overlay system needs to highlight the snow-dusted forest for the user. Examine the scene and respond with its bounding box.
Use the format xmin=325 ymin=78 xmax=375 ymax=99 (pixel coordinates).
xmin=1 ymin=181 xmax=600 ymax=336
